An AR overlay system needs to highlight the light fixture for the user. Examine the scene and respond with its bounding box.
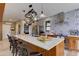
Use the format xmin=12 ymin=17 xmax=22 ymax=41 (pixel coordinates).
xmin=34 ymin=17 xmax=37 ymax=21
xmin=23 ymin=4 xmax=38 ymax=25
xmin=24 ymin=18 xmax=32 ymax=25
xmin=40 ymin=11 xmax=46 ymax=18
xmin=24 ymin=4 xmax=37 ymax=19
xmin=23 ymin=4 xmax=47 ymax=25
xmin=39 ymin=4 xmax=46 ymax=18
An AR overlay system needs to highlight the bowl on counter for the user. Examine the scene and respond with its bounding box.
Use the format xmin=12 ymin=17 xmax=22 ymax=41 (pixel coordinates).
xmin=37 ymin=36 xmax=53 ymax=42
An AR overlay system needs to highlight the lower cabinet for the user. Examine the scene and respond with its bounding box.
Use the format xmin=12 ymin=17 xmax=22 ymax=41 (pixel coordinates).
xmin=68 ymin=39 xmax=77 ymax=50
xmin=65 ymin=36 xmax=79 ymax=50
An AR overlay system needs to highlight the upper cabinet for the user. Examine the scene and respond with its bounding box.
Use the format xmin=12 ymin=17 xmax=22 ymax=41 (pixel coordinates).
xmin=24 ymin=23 xmax=29 ymax=34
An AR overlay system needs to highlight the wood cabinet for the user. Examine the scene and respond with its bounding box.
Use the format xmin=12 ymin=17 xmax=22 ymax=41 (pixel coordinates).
xmin=68 ymin=38 xmax=77 ymax=50
xmin=0 ymin=3 xmax=5 ymax=40
xmin=65 ymin=36 xmax=79 ymax=50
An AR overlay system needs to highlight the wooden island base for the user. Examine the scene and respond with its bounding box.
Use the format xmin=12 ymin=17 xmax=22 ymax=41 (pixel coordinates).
xmin=19 ymin=39 xmax=64 ymax=56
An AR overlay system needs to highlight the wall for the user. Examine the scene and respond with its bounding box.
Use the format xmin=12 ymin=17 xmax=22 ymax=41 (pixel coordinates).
xmin=20 ymin=21 xmax=25 ymax=34
xmin=38 ymin=19 xmax=45 ymax=32
xmin=15 ymin=22 xmax=20 ymax=34
xmin=2 ymin=23 xmax=11 ymax=39
xmin=15 ymin=20 xmax=25 ymax=35
xmin=49 ymin=9 xmax=79 ymax=35
xmin=15 ymin=21 xmax=21 ymax=34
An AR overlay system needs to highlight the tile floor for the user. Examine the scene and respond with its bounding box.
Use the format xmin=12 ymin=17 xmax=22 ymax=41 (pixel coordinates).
xmin=0 ymin=39 xmax=79 ymax=56
xmin=0 ymin=39 xmax=12 ymax=56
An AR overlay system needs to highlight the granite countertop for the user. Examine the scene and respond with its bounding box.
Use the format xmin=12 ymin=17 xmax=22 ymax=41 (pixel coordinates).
xmin=14 ymin=34 xmax=64 ymax=50
xmin=68 ymin=35 xmax=79 ymax=38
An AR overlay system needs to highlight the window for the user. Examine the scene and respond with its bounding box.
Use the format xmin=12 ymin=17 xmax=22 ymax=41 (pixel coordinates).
xmin=45 ymin=21 xmax=51 ymax=32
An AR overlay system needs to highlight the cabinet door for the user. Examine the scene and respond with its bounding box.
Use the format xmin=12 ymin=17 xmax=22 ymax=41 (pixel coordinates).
xmin=68 ymin=39 xmax=77 ymax=50
xmin=0 ymin=4 xmax=5 ymax=40
xmin=67 ymin=37 xmax=77 ymax=50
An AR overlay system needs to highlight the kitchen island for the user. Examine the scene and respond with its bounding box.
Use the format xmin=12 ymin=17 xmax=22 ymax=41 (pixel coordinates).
xmin=14 ymin=34 xmax=64 ymax=56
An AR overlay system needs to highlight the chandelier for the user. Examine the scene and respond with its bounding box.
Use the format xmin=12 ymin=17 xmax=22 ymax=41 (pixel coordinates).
xmin=23 ymin=4 xmax=46 ymax=25
xmin=25 ymin=5 xmax=37 ymax=19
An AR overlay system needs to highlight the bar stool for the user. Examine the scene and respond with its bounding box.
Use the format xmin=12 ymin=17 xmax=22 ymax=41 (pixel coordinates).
xmin=17 ymin=42 xmax=43 ymax=56
xmin=17 ymin=42 xmax=28 ymax=56
xmin=11 ymin=36 xmax=19 ymax=56
xmin=7 ymin=34 xmax=13 ymax=50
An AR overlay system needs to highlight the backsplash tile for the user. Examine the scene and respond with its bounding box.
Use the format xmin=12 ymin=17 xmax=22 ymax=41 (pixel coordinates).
xmin=49 ymin=9 xmax=79 ymax=35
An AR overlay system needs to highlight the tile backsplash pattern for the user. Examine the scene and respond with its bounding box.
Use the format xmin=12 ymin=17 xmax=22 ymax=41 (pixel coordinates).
xmin=49 ymin=9 xmax=79 ymax=35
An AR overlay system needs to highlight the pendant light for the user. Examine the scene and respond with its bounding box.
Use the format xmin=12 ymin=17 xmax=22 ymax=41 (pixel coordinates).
xmin=34 ymin=17 xmax=37 ymax=21
xmin=39 ymin=4 xmax=46 ymax=18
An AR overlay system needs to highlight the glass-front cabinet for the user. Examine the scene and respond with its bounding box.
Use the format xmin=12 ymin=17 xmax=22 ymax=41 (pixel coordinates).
xmin=24 ymin=23 xmax=29 ymax=34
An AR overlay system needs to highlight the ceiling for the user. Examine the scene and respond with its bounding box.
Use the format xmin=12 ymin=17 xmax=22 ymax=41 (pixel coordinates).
xmin=3 ymin=3 xmax=79 ymax=22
